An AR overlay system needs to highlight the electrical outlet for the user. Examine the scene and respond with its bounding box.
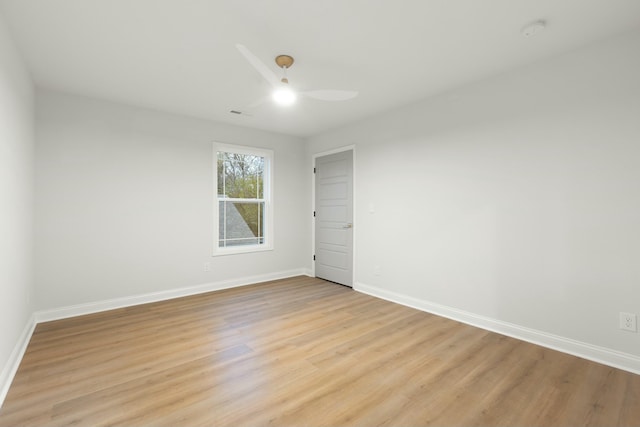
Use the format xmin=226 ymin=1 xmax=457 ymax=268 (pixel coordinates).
xmin=619 ymin=312 xmax=637 ymax=332
xmin=204 ymin=262 xmax=211 ymax=272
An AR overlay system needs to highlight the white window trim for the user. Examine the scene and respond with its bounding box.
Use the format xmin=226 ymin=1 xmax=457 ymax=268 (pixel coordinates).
xmin=213 ymin=142 xmax=274 ymax=256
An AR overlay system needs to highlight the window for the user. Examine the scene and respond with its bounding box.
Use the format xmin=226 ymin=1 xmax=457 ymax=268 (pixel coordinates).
xmin=214 ymin=143 xmax=273 ymax=255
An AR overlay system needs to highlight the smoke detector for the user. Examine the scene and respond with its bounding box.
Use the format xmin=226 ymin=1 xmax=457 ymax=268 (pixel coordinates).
xmin=521 ymin=20 xmax=546 ymax=37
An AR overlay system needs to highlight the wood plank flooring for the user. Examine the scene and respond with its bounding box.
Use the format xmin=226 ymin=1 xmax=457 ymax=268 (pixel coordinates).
xmin=1 ymin=276 xmax=639 ymax=426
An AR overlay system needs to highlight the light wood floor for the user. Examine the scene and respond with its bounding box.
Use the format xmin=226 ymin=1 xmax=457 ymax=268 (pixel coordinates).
xmin=1 ymin=276 xmax=639 ymax=426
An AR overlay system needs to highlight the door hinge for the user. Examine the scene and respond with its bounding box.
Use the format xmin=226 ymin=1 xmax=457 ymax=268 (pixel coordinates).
xmin=313 ymin=211 xmax=316 ymax=217
xmin=313 ymin=255 xmax=316 ymax=261
xmin=313 ymin=167 xmax=316 ymax=174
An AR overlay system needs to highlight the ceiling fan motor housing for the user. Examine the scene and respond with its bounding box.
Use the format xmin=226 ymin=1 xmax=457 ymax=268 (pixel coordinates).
xmin=275 ymin=55 xmax=294 ymax=69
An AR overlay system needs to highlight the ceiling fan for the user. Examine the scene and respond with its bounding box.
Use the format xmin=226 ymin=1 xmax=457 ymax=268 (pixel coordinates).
xmin=236 ymin=44 xmax=358 ymax=107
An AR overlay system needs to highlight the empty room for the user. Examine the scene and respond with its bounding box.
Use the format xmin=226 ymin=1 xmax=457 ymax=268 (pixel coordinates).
xmin=1 ymin=1 xmax=640 ymax=425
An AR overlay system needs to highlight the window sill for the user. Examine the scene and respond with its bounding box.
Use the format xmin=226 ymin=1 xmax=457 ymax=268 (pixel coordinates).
xmin=212 ymin=245 xmax=274 ymax=257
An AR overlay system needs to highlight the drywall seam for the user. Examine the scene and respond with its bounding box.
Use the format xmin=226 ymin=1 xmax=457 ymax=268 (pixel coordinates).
xmin=355 ymin=281 xmax=640 ymax=375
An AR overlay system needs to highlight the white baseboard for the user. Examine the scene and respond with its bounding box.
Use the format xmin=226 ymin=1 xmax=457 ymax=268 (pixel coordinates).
xmin=0 ymin=314 xmax=36 ymax=408
xmin=35 ymin=269 xmax=311 ymax=323
xmin=355 ymin=281 xmax=640 ymax=375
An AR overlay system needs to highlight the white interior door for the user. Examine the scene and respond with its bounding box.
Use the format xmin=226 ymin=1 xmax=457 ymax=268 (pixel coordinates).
xmin=314 ymin=150 xmax=353 ymax=287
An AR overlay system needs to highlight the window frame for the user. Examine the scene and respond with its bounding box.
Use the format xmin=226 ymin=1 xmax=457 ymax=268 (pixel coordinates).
xmin=213 ymin=143 xmax=274 ymax=256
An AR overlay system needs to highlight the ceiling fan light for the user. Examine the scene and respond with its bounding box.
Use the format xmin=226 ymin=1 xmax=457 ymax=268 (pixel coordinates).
xmin=272 ymin=87 xmax=297 ymax=106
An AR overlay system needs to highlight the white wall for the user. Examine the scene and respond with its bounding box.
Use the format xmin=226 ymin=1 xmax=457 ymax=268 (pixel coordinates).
xmin=0 ymin=14 xmax=35 ymax=395
xmin=35 ymin=90 xmax=310 ymax=310
xmin=308 ymin=29 xmax=640 ymax=359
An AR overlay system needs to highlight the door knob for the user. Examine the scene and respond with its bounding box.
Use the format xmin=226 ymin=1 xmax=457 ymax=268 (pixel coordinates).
xmin=343 ymin=223 xmax=353 ymax=229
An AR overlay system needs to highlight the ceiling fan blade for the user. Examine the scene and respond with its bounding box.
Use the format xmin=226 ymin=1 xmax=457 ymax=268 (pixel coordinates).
xmin=236 ymin=44 xmax=279 ymax=88
xmin=301 ymin=90 xmax=358 ymax=101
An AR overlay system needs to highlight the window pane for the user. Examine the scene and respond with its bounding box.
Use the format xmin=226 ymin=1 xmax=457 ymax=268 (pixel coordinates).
xmin=217 ymin=152 xmax=264 ymax=199
xmin=219 ymin=201 xmax=264 ymax=247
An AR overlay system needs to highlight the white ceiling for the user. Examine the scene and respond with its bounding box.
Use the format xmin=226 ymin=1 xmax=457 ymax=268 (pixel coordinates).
xmin=2 ymin=0 xmax=640 ymax=137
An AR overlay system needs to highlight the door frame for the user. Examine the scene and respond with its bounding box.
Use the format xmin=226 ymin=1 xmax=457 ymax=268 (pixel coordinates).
xmin=311 ymin=145 xmax=356 ymax=285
